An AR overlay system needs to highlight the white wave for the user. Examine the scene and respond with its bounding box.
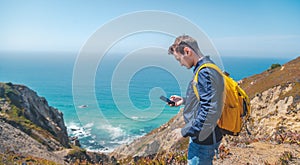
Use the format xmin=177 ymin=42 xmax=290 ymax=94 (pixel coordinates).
xmin=85 ymin=146 xmax=114 ymax=153
xmin=67 ymin=122 xmax=147 ymax=153
xmin=84 ymin=134 xmax=146 ymax=153
xmin=111 ymin=133 xmax=145 ymax=145
xmin=66 ymin=122 xmax=94 ymax=139
xmin=97 ymin=124 xmax=126 ymax=140
xmin=131 ymin=116 xmax=139 ymax=120
xmin=129 ymin=116 xmax=154 ymax=121
xmin=67 ymin=122 xmax=81 ymax=130
xmin=83 ymin=122 xmax=94 ymax=129
xmin=88 ymin=140 xmax=95 ymax=143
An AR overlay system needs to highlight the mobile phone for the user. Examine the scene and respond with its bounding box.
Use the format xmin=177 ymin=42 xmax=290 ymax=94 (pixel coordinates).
xmin=159 ymin=96 xmax=175 ymax=106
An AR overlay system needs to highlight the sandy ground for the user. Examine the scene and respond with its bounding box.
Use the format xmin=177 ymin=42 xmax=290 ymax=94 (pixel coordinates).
xmin=215 ymin=142 xmax=300 ymax=164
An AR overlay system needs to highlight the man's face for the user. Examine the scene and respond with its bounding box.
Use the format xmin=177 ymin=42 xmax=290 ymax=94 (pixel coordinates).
xmin=172 ymin=50 xmax=193 ymax=69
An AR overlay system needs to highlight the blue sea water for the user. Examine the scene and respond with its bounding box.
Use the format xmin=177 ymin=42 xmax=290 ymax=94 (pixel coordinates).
xmin=0 ymin=51 xmax=292 ymax=152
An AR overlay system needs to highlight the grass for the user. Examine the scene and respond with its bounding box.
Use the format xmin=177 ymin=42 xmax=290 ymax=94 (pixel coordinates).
xmin=0 ymin=152 xmax=58 ymax=165
xmin=1 ymin=83 xmax=18 ymax=96
xmin=3 ymin=104 xmax=57 ymax=146
xmin=240 ymin=57 xmax=300 ymax=99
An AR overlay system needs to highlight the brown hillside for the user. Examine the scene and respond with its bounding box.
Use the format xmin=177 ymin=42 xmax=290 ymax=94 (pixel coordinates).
xmin=240 ymin=56 xmax=300 ymax=99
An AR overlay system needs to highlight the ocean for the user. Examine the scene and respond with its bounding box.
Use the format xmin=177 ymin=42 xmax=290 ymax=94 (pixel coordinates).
xmin=0 ymin=51 xmax=292 ymax=152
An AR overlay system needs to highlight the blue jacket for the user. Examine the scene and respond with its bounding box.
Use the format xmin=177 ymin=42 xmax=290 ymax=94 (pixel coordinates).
xmin=181 ymin=56 xmax=224 ymax=144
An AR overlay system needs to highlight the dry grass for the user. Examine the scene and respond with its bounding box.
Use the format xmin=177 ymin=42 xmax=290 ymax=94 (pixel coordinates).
xmin=0 ymin=152 xmax=58 ymax=165
xmin=240 ymin=56 xmax=300 ymax=99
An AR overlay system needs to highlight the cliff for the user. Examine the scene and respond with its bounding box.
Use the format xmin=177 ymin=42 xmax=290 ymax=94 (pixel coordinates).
xmin=111 ymin=56 xmax=300 ymax=164
xmin=0 ymin=83 xmax=110 ymax=165
xmin=0 ymin=82 xmax=69 ymax=149
xmin=0 ymin=83 xmax=70 ymax=164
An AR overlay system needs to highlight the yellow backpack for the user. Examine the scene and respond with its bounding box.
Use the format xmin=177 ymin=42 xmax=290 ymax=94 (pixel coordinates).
xmin=193 ymin=63 xmax=251 ymax=136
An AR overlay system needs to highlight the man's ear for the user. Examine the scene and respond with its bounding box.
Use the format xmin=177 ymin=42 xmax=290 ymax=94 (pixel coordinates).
xmin=183 ymin=47 xmax=191 ymax=56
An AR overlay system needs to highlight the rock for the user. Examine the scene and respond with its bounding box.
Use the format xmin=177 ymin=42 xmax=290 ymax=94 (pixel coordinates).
xmin=0 ymin=121 xmax=65 ymax=164
xmin=0 ymin=82 xmax=70 ymax=150
xmin=70 ymin=136 xmax=81 ymax=147
xmin=6 ymin=90 xmax=22 ymax=108
xmin=145 ymin=140 xmax=160 ymax=156
xmin=0 ymin=87 xmax=4 ymax=97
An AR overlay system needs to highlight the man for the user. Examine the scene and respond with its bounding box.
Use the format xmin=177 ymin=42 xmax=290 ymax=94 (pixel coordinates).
xmin=167 ymin=35 xmax=224 ymax=165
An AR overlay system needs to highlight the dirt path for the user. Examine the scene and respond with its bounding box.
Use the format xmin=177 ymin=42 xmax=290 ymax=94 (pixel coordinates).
xmin=215 ymin=142 xmax=300 ymax=164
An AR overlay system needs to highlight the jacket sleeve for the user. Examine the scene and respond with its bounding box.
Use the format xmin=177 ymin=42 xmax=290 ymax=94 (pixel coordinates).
xmin=181 ymin=67 xmax=220 ymax=138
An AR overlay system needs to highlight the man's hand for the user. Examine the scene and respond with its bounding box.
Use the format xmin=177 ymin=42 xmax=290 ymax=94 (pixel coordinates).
xmin=169 ymin=95 xmax=184 ymax=106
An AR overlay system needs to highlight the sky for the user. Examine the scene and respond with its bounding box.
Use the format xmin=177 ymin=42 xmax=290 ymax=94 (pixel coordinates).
xmin=0 ymin=0 xmax=300 ymax=58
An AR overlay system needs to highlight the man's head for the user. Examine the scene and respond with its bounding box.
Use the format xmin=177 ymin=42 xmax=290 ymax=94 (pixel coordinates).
xmin=168 ymin=35 xmax=203 ymax=69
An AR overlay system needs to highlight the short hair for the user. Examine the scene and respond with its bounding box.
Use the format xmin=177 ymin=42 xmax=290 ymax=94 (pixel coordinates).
xmin=168 ymin=35 xmax=202 ymax=56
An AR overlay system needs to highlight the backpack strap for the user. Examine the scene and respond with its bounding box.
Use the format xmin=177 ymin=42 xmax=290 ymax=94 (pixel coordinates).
xmin=194 ymin=63 xmax=223 ymax=156
xmin=193 ymin=63 xmax=223 ymax=100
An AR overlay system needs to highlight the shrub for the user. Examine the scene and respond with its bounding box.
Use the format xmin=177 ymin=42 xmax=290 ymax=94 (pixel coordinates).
xmin=270 ymin=63 xmax=281 ymax=70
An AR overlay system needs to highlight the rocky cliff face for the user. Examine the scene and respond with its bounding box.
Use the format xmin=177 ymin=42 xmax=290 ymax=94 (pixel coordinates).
xmin=0 ymin=82 xmax=69 ymax=150
xmin=250 ymin=83 xmax=300 ymax=140
xmin=111 ymin=57 xmax=300 ymax=164
xmin=0 ymin=83 xmax=112 ymax=165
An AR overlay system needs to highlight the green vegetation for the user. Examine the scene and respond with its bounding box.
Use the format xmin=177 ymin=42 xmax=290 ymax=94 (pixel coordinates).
xmin=3 ymin=104 xmax=52 ymax=145
xmin=269 ymin=63 xmax=281 ymax=70
xmin=1 ymin=82 xmax=19 ymax=96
